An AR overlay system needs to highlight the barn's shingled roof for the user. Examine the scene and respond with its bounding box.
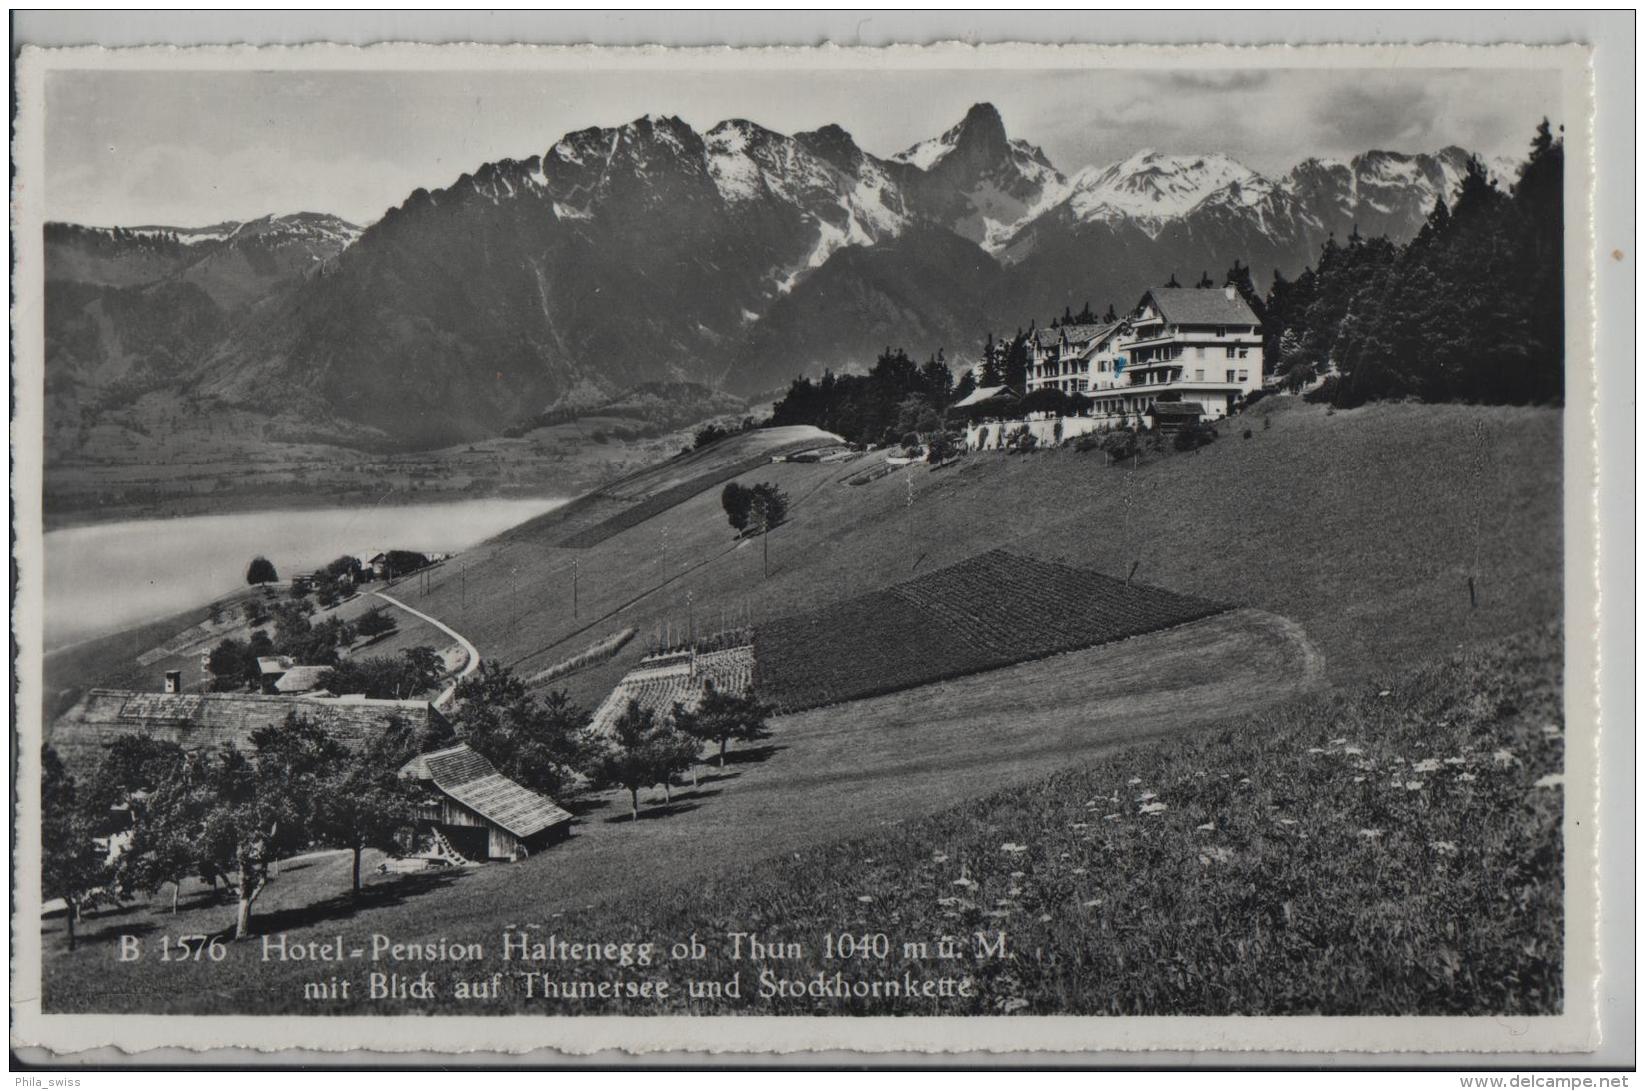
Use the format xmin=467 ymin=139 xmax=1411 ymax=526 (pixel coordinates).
xmin=400 ymin=743 xmax=571 ymax=839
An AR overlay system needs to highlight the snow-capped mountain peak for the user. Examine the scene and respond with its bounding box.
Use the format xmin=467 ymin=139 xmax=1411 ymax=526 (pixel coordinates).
xmin=1066 ymin=151 xmax=1268 ymax=237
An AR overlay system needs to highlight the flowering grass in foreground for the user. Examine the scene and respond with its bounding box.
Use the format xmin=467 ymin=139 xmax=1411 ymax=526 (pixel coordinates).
xmin=531 ymin=624 xmax=1562 ymax=1016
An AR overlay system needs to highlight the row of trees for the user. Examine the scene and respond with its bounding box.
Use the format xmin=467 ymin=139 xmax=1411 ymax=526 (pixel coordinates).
xmin=765 ymin=348 xmax=957 ymax=448
xmin=43 ymin=664 xmax=774 ymax=943
xmin=1263 ymin=120 xmax=1564 ymax=407
xmin=445 ymin=665 xmax=769 ymax=817
xmin=43 ymin=715 xmax=433 ymax=945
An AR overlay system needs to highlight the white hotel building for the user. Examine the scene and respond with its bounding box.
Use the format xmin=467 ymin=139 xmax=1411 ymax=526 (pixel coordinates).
xmin=1022 ymin=284 xmax=1265 ymax=424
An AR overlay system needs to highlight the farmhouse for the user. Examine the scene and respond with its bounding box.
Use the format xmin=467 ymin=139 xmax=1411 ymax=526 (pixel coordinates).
xmin=49 ymin=684 xmax=449 ymax=771
xmin=397 ymin=742 xmax=572 ymax=862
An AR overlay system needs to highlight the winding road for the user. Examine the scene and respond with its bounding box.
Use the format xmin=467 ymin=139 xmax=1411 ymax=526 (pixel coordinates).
xmin=370 ymin=590 xmax=480 ymax=709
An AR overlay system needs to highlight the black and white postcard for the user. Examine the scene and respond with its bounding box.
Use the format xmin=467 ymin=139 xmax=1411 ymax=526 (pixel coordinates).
xmin=8 ymin=30 xmax=1621 ymax=1065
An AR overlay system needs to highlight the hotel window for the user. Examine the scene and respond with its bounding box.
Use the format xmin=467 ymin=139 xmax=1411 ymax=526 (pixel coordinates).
xmin=1238 ymin=348 xmax=1249 ymax=359
xmin=1195 ymin=369 xmax=1205 ymax=381
xmin=1215 ymin=325 xmax=1227 ymax=337
xmin=1226 ymin=346 xmax=1237 ymax=358
xmin=1238 ymin=370 xmax=1249 ymax=383
xmin=1226 ymin=369 xmax=1236 ymax=382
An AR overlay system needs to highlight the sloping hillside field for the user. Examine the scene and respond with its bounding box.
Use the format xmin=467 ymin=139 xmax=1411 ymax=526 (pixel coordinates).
xmin=753 ymin=550 xmax=1226 ymax=711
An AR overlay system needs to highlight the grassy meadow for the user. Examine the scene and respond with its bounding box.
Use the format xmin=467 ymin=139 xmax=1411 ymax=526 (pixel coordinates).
xmin=42 ymin=625 xmax=1562 ymax=1015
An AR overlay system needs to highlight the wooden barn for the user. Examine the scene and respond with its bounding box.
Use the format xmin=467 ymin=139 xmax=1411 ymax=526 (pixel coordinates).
xmin=398 ymin=743 xmax=572 ymax=862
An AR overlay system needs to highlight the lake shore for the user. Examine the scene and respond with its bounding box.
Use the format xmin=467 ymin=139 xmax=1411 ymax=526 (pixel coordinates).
xmin=43 ymin=495 xmax=572 ymax=652
xmin=40 ymin=481 xmax=571 ymax=533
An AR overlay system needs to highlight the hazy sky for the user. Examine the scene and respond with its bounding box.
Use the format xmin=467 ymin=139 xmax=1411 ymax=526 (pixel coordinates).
xmin=46 ymin=65 xmax=1562 ymax=228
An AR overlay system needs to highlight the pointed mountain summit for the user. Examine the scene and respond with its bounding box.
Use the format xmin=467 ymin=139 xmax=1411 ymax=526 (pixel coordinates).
xmin=890 ymin=102 xmax=1069 ymax=252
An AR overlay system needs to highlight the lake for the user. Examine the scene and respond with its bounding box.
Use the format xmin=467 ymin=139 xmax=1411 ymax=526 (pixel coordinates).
xmin=42 ymin=496 xmax=569 ymax=650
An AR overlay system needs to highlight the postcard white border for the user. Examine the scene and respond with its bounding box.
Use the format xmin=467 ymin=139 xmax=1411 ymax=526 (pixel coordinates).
xmin=9 ymin=36 xmax=1609 ymax=1061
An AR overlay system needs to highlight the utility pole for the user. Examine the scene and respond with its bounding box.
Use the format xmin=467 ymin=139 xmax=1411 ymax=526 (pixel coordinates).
xmin=572 ymin=557 xmax=579 ymax=619
xmin=686 ymin=590 xmax=695 ymax=645
xmin=762 ymin=518 xmax=770 ymax=579
xmin=905 ymin=467 xmax=915 ymax=546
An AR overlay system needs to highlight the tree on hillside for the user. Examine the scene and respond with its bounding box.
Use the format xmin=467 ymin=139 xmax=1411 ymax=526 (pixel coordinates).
xmin=355 ymin=606 xmax=397 ymax=640
xmin=312 ymin=718 xmax=421 ymax=900
xmin=918 ymin=350 xmax=954 ymax=408
xmin=978 ymin=332 xmax=1003 ymax=387
xmin=118 ymin=749 xmax=213 ymax=914
xmin=381 ymin=551 xmax=431 ymax=581
xmin=748 ymin=483 xmax=789 ymax=532
xmin=87 ymin=734 xmax=185 ymax=816
xmin=323 ymin=554 xmax=363 ymax=583
xmin=590 ymin=700 xmax=674 ymax=822
xmin=671 ymin=681 xmax=771 ymax=768
xmin=649 ymin=725 xmax=702 ymax=802
xmin=925 ymin=429 xmax=962 ymax=465
xmin=245 ymin=556 xmax=278 ymax=585
xmin=450 ymin=662 xmax=590 ymax=799
xmin=208 ymin=637 xmax=259 ymax=691
xmin=721 ymin=482 xmax=754 ymax=533
xmin=319 ymin=646 xmax=442 ymax=700
xmin=202 ymin=715 xmax=343 ymax=938
xmin=1195 ymin=270 xmax=1215 ymax=288
xmin=42 ymin=747 xmax=110 ymax=949
xmin=998 ymin=330 xmax=1031 ymax=392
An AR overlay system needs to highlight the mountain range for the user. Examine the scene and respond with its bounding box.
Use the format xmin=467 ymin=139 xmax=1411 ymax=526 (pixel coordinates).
xmin=44 ymin=102 xmax=1519 ymax=450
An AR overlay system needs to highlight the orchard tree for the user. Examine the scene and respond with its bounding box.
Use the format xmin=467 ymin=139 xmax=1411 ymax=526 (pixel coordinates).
xmin=119 ymin=750 xmax=214 ymax=914
xmin=450 ymin=662 xmax=590 ymax=799
xmin=201 ymin=716 xmax=343 ymax=939
xmin=590 ymin=700 xmax=675 ymax=822
xmin=312 ymin=719 xmax=421 ymax=900
xmin=41 ymin=747 xmax=110 ymax=949
xmin=672 ymin=681 xmax=771 ymax=768
xmin=649 ymin=724 xmax=701 ymax=803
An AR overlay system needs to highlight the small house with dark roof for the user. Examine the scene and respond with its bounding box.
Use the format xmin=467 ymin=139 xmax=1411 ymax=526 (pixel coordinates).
xmin=1145 ymin=401 xmax=1205 ymax=431
xmin=398 ymin=743 xmax=572 ymax=862
xmin=949 ymin=384 xmax=1020 ymax=420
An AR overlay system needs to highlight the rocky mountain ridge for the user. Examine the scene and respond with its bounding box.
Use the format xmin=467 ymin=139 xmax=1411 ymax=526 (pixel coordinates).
xmin=44 ymin=103 xmax=1520 ymax=450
